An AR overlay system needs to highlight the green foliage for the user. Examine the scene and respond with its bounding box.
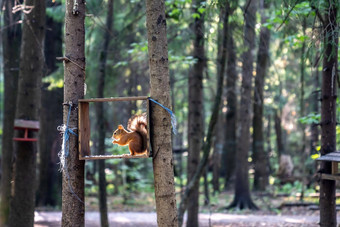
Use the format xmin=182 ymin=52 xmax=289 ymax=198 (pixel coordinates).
xmin=46 ymin=1 xmax=65 ymax=23
xmin=298 ymin=112 xmax=320 ymax=124
xmin=42 ymin=63 xmax=64 ymax=90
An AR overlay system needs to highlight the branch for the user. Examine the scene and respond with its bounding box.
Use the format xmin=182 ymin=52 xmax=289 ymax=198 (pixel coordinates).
xmin=276 ymin=0 xmax=298 ymax=31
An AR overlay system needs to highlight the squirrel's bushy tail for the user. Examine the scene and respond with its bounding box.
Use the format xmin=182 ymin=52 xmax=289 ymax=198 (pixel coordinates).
xmin=127 ymin=113 xmax=148 ymax=152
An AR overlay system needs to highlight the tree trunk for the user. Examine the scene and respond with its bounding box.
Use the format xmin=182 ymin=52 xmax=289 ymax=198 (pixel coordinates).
xmin=38 ymin=86 xmax=63 ymax=206
xmin=37 ymin=3 xmax=63 ymax=206
xmin=145 ymin=1 xmax=178 ymax=226
xmin=212 ymin=114 xmax=224 ymax=193
xmin=223 ymin=18 xmax=237 ymax=190
xmin=298 ymin=17 xmax=307 ymax=201
xmin=252 ymin=0 xmax=270 ymax=191
xmin=310 ymin=53 xmax=320 ymax=155
xmin=61 ymin=0 xmax=86 ymax=225
xmin=186 ymin=0 xmax=205 ymax=225
xmin=177 ymin=4 xmax=226 ymax=223
xmin=0 ymin=1 xmax=21 ymax=225
xmin=96 ymin=0 xmax=114 ymax=226
xmin=212 ymin=1 xmax=230 ymax=194
xmin=9 ymin=0 xmax=45 ymax=225
xmin=274 ymin=110 xmax=284 ymax=157
xmin=299 ymin=18 xmax=307 ymax=154
xmin=228 ymin=0 xmax=257 ymax=210
xmin=319 ymin=2 xmax=338 ymax=226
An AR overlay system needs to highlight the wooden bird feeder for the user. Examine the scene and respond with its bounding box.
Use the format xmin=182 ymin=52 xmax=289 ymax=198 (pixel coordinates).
xmin=316 ymin=151 xmax=340 ymax=181
xmin=78 ymin=96 xmax=151 ymax=160
xmin=13 ymin=119 xmax=40 ymax=142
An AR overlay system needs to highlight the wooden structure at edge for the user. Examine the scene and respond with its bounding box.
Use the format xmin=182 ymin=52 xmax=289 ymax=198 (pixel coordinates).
xmin=316 ymin=151 xmax=340 ymax=181
xmin=13 ymin=119 xmax=40 ymax=142
xmin=78 ymin=96 xmax=151 ymax=160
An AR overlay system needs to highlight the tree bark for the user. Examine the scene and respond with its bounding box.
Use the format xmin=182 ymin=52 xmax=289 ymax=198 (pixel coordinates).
xmin=274 ymin=110 xmax=284 ymax=157
xmin=37 ymin=3 xmax=63 ymax=206
xmin=9 ymin=0 xmax=45 ymax=226
xmin=319 ymin=1 xmax=338 ymax=226
xmin=38 ymin=86 xmax=63 ymax=206
xmin=252 ymin=0 xmax=270 ymax=191
xmin=186 ymin=0 xmax=205 ymax=225
xmin=61 ymin=0 xmax=86 ymax=226
xmin=223 ymin=3 xmax=238 ymax=188
xmin=228 ymin=0 xmax=257 ymax=210
xmin=212 ymin=1 xmax=230 ymax=194
xmin=0 ymin=0 xmax=21 ymax=225
xmin=145 ymin=1 xmax=178 ymax=226
xmin=96 ymin=0 xmax=114 ymax=226
xmin=177 ymin=1 xmax=226 ymax=222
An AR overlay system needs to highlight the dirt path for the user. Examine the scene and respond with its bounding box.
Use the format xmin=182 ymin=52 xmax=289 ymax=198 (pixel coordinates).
xmin=34 ymin=211 xmax=327 ymax=226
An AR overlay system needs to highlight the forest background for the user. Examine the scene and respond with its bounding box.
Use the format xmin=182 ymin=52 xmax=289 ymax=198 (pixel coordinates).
xmin=0 ymin=0 xmax=339 ymax=226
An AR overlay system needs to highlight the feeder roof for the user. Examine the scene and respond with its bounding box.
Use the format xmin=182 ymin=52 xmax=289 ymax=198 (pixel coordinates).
xmin=316 ymin=151 xmax=340 ymax=162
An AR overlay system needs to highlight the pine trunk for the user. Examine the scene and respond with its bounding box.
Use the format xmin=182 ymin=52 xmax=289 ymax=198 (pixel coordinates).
xmin=252 ymin=0 xmax=270 ymax=191
xmin=145 ymin=1 xmax=178 ymax=226
xmin=223 ymin=20 xmax=237 ymax=189
xmin=186 ymin=0 xmax=205 ymax=225
xmin=212 ymin=1 xmax=230 ymax=194
xmin=96 ymin=0 xmax=114 ymax=226
xmin=61 ymin=0 xmax=86 ymax=225
xmin=319 ymin=2 xmax=338 ymax=226
xmin=228 ymin=0 xmax=257 ymax=210
xmin=9 ymin=0 xmax=45 ymax=226
xmin=274 ymin=111 xmax=284 ymax=157
xmin=0 ymin=1 xmax=21 ymax=225
xmin=38 ymin=86 xmax=63 ymax=206
xmin=38 ymin=5 xmax=63 ymax=206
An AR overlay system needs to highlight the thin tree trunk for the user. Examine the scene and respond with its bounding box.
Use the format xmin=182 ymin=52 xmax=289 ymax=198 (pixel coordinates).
xmin=38 ymin=4 xmax=63 ymax=206
xmin=212 ymin=114 xmax=224 ymax=193
xmin=186 ymin=0 xmax=205 ymax=225
xmin=228 ymin=0 xmax=257 ymax=210
xmin=38 ymin=85 xmax=63 ymax=206
xmin=145 ymin=1 xmax=178 ymax=226
xmin=274 ymin=110 xmax=284 ymax=157
xmin=177 ymin=2 xmax=226 ymax=221
xmin=212 ymin=1 xmax=230 ymax=194
xmin=177 ymin=42 xmax=225 ymax=226
xmin=299 ymin=18 xmax=307 ymax=153
xmin=319 ymin=2 xmax=338 ymax=226
xmin=9 ymin=0 xmax=45 ymax=225
xmin=61 ymin=0 xmax=86 ymax=225
xmin=96 ymin=0 xmax=114 ymax=226
xmin=310 ymin=50 xmax=320 ymax=155
xmin=0 ymin=1 xmax=21 ymax=225
xmin=223 ymin=18 xmax=237 ymax=190
xmin=252 ymin=0 xmax=270 ymax=191
xmin=299 ymin=17 xmax=307 ymax=201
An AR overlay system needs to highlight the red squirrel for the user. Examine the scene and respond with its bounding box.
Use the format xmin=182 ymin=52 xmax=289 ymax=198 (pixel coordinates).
xmin=112 ymin=113 xmax=148 ymax=156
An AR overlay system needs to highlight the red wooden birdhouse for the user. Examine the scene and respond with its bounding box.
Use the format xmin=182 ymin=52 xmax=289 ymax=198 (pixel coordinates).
xmin=13 ymin=119 xmax=40 ymax=142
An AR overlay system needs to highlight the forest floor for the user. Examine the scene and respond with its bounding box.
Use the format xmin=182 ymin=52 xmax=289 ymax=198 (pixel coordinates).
xmin=34 ymin=190 xmax=340 ymax=226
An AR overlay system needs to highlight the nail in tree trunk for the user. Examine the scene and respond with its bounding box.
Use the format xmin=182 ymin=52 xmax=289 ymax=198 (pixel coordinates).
xmin=228 ymin=0 xmax=257 ymax=210
xmin=61 ymin=0 xmax=86 ymax=225
xmin=319 ymin=1 xmax=338 ymax=226
xmin=9 ymin=0 xmax=45 ymax=226
xmin=96 ymin=0 xmax=114 ymax=226
xmin=252 ymin=0 xmax=270 ymax=191
xmin=0 ymin=1 xmax=21 ymax=225
xmin=145 ymin=0 xmax=178 ymax=226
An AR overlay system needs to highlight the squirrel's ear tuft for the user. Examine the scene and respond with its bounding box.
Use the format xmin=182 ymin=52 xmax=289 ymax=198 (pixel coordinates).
xmin=118 ymin=125 xmax=124 ymax=129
